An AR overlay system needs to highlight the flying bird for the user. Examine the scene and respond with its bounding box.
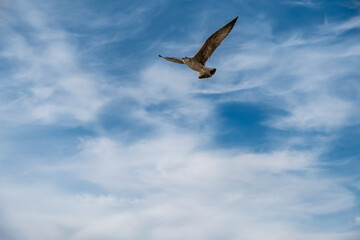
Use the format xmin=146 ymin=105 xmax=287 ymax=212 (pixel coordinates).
xmin=159 ymin=16 xmax=238 ymax=79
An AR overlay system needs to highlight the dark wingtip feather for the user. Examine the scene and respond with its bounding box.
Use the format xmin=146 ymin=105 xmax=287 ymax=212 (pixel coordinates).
xmin=158 ymin=55 xmax=162 ymax=57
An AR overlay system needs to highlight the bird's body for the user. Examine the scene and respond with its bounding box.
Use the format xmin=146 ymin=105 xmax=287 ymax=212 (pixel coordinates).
xmin=182 ymin=57 xmax=217 ymax=79
xmin=182 ymin=57 xmax=203 ymax=71
xmin=159 ymin=16 xmax=238 ymax=79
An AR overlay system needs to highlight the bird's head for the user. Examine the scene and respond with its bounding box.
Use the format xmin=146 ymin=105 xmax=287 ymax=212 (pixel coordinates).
xmin=182 ymin=57 xmax=190 ymax=62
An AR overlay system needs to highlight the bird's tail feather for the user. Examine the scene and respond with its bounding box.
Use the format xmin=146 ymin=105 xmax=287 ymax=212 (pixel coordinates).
xmin=198 ymin=68 xmax=216 ymax=79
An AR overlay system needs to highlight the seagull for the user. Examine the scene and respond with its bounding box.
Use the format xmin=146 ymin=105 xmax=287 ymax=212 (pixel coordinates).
xmin=159 ymin=16 xmax=238 ymax=79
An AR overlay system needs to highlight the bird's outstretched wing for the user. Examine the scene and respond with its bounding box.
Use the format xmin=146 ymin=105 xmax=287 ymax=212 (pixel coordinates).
xmin=193 ymin=17 xmax=238 ymax=65
xmin=158 ymin=55 xmax=184 ymax=64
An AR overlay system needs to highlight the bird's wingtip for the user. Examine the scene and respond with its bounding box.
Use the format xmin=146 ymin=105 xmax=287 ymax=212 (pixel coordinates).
xmin=228 ymin=16 xmax=238 ymax=25
xmin=158 ymin=55 xmax=162 ymax=57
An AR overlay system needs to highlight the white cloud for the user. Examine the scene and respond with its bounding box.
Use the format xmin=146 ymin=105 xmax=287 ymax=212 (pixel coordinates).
xmin=0 ymin=131 xmax=357 ymax=239
xmin=331 ymin=16 xmax=360 ymax=33
xmin=268 ymin=95 xmax=353 ymax=131
xmin=220 ymin=53 xmax=272 ymax=72
xmin=200 ymin=16 xmax=360 ymax=131
xmin=0 ymin=2 xmax=359 ymax=240
xmin=2 ymin=49 xmax=356 ymax=236
xmin=0 ymin=0 xmax=109 ymax=124
xmin=69 ymin=134 xmax=353 ymax=214
xmin=118 ymin=63 xmax=213 ymax=129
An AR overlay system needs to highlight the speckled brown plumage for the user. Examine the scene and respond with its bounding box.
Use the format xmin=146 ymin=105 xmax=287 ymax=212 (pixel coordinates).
xmin=159 ymin=17 xmax=238 ymax=79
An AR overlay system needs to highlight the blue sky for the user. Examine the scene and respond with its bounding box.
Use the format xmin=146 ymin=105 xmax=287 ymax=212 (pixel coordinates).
xmin=0 ymin=0 xmax=360 ymax=239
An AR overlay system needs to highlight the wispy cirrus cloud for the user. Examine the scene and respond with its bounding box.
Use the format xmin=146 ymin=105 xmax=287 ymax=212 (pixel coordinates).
xmin=1 ymin=0 xmax=359 ymax=239
xmin=0 ymin=0 xmax=110 ymax=124
xmin=203 ymin=15 xmax=360 ymax=131
xmin=330 ymin=15 xmax=360 ymax=33
xmin=283 ymin=0 xmax=321 ymax=8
